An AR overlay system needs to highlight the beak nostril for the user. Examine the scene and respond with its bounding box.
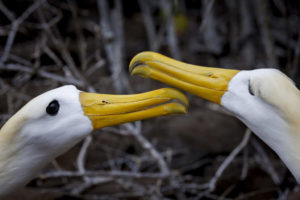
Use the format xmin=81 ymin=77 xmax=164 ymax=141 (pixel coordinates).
xmin=101 ymin=100 xmax=110 ymax=104
xmin=80 ymin=88 xmax=188 ymax=130
xmin=204 ymin=73 xmax=218 ymax=78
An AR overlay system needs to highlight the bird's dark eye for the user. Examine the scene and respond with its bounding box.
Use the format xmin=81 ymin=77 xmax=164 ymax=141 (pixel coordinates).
xmin=248 ymin=80 xmax=254 ymax=96
xmin=46 ymin=100 xmax=59 ymax=116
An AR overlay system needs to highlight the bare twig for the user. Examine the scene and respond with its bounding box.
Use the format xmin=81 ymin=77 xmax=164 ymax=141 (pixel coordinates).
xmin=160 ymin=0 xmax=181 ymax=59
xmin=209 ymin=129 xmax=251 ymax=191
xmin=97 ymin=0 xmax=129 ymax=93
xmin=125 ymin=122 xmax=170 ymax=176
xmin=77 ymin=136 xmax=92 ymax=176
xmin=41 ymin=170 xmax=171 ymax=180
xmin=71 ymin=176 xmax=112 ymax=195
xmin=240 ymin=146 xmax=249 ymax=180
xmin=0 ymin=0 xmax=46 ymax=65
xmin=138 ymin=0 xmax=159 ymax=51
xmin=251 ymin=138 xmax=281 ymax=184
xmin=0 ymin=1 xmax=15 ymax=22
xmin=255 ymin=0 xmax=278 ymax=68
xmin=199 ymin=0 xmax=223 ymax=54
xmin=239 ymin=0 xmax=256 ymax=67
xmin=0 ymin=1 xmax=297 ymax=198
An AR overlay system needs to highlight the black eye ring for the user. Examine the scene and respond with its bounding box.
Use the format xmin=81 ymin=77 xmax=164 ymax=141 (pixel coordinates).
xmin=46 ymin=100 xmax=60 ymax=116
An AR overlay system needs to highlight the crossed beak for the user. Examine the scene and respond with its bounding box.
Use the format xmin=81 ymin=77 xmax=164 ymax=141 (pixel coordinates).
xmin=79 ymin=88 xmax=188 ymax=130
xmin=129 ymin=52 xmax=240 ymax=104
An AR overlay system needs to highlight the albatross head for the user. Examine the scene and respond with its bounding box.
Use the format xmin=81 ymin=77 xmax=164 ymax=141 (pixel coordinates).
xmin=129 ymin=51 xmax=300 ymax=182
xmin=0 ymin=85 xmax=187 ymax=197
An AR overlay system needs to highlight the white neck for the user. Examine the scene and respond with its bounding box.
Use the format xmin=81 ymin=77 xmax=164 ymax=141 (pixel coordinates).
xmin=0 ymin=142 xmax=49 ymax=198
xmin=222 ymin=70 xmax=300 ymax=182
xmin=0 ymin=119 xmax=86 ymax=198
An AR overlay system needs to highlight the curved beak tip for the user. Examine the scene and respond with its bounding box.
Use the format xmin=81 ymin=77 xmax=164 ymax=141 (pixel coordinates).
xmin=130 ymin=65 xmax=152 ymax=78
xmin=166 ymin=103 xmax=188 ymax=115
xmin=80 ymin=88 xmax=189 ymax=130
xmin=129 ymin=51 xmax=240 ymax=105
xmin=129 ymin=51 xmax=156 ymax=72
xmin=161 ymin=88 xmax=189 ymax=107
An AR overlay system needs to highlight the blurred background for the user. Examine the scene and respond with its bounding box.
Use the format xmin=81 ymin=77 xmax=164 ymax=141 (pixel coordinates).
xmin=0 ymin=0 xmax=300 ymax=199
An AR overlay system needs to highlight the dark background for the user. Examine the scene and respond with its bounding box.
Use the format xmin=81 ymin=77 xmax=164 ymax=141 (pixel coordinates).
xmin=1 ymin=0 xmax=300 ymax=199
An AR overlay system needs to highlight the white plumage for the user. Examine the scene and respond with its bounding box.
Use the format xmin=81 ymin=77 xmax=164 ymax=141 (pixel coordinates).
xmin=0 ymin=85 xmax=187 ymax=198
xmin=0 ymin=85 xmax=92 ymax=197
xmin=223 ymin=69 xmax=300 ymax=182
xmin=130 ymin=51 xmax=300 ymax=182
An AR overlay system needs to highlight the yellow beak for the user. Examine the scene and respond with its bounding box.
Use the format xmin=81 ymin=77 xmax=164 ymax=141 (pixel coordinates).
xmin=129 ymin=51 xmax=240 ymax=104
xmin=79 ymin=88 xmax=188 ymax=130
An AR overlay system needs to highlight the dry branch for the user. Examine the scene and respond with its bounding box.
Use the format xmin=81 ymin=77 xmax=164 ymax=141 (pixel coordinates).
xmin=208 ymin=129 xmax=251 ymax=191
xmin=0 ymin=0 xmax=46 ymax=65
xmin=251 ymin=139 xmax=281 ymax=184
xmin=255 ymin=0 xmax=278 ymax=68
xmin=0 ymin=1 xmax=299 ymax=199
xmin=97 ymin=0 xmax=128 ymax=93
